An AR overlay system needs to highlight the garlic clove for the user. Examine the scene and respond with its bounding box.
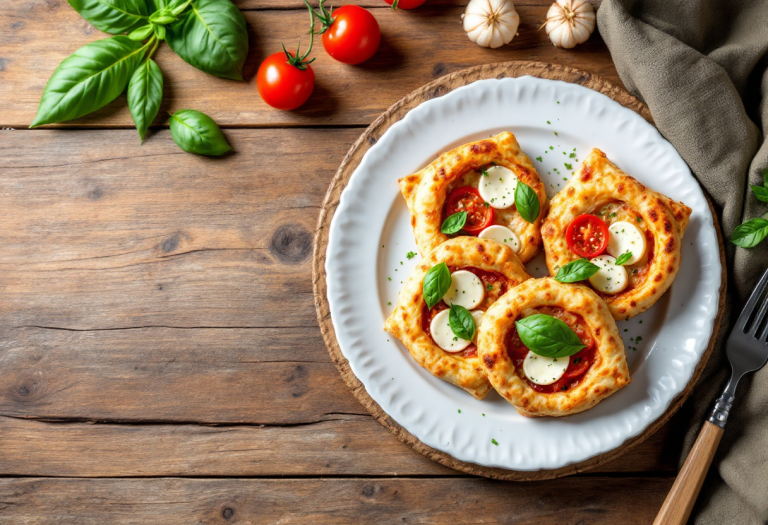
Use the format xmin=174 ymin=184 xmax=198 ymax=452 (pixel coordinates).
xmin=545 ymin=0 xmax=596 ymax=49
xmin=463 ymin=0 xmax=520 ymax=49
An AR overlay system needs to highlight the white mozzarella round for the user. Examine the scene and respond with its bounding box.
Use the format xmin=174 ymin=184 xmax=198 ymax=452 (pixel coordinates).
xmin=478 ymin=165 xmax=518 ymax=209
xmin=522 ymin=351 xmax=569 ymax=385
xmin=430 ymin=309 xmax=471 ymax=353
xmin=478 ymin=224 xmax=521 ymax=253
xmin=471 ymin=310 xmax=484 ymax=342
xmin=588 ymin=254 xmax=629 ymax=294
xmin=607 ymin=221 xmax=646 ymax=265
xmin=442 ymin=270 xmax=485 ymax=309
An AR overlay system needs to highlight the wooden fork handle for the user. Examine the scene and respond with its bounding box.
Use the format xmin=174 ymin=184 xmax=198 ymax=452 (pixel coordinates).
xmin=653 ymin=421 xmax=724 ymax=525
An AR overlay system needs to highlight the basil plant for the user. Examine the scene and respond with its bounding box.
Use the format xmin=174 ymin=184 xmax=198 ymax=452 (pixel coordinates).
xmin=31 ymin=0 xmax=248 ymax=156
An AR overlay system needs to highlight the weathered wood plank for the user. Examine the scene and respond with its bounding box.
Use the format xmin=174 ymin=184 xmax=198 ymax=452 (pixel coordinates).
xmin=0 ymin=3 xmax=620 ymax=128
xmin=0 ymin=477 xmax=672 ymax=524
xmin=0 ymin=413 xmax=680 ymax=477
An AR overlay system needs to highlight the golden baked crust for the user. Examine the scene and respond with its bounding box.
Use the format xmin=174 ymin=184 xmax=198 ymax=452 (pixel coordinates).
xmin=384 ymin=237 xmax=531 ymax=399
xmin=541 ymin=148 xmax=692 ymax=320
xmin=477 ymin=278 xmax=630 ymax=417
xmin=399 ymin=132 xmax=548 ymax=263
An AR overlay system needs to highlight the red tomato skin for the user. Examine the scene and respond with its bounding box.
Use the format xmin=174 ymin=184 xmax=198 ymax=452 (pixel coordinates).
xmin=384 ymin=0 xmax=427 ymax=8
xmin=445 ymin=186 xmax=494 ymax=233
xmin=257 ymin=52 xmax=315 ymax=111
xmin=322 ymin=6 xmax=381 ymax=65
xmin=565 ymin=214 xmax=610 ymax=258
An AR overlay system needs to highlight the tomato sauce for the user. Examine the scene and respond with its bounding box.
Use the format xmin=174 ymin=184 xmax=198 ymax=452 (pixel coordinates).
xmin=505 ymin=307 xmax=597 ymax=393
xmin=422 ymin=267 xmax=511 ymax=358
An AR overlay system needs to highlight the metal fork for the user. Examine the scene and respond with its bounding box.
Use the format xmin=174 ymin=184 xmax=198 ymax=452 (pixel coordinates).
xmin=654 ymin=267 xmax=768 ymax=525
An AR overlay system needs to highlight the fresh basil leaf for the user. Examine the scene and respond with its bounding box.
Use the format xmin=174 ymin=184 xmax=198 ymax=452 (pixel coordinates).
xmin=127 ymin=58 xmax=163 ymax=141
xmin=154 ymin=24 xmax=167 ymax=40
xmin=514 ymin=181 xmax=540 ymax=224
xmin=31 ymin=37 xmax=147 ymax=128
xmin=441 ymin=212 xmax=467 ymax=235
xmin=615 ymin=251 xmax=633 ymax=266
xmin=422 ymin=262 xmax=451 ymax=310
xmin=730 ymin=217 xmax=768 ymax=248
xmin=555 ymin=258 xmax=600 ymax=283
xmin=128 ymin=24 xmax=154 ymax=41
xmin=67 ymin=0 xmax=149 ymax=34
xmin=751 ymin=184 xmax=768 ymax=203
xmin=165 ymin=0 xmax=248 ymax=81
xmin=515 ymin=314 xmax=585 ymax=358
xmin=449 ymin=304 xmax=476 ymax=341
xmin=149 ymin=8 xmax=178 ymax=24
xmin=169 ymin=109 xmax=232 ymax=156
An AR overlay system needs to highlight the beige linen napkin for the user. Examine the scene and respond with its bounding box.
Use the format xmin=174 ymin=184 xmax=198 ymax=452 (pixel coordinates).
xmin=597 ymin=1 xmax=768 ymax=523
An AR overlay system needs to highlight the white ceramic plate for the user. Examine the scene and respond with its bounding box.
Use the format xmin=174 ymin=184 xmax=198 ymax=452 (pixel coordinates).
xmin=325 ymin=76 xmax=721 ymax=472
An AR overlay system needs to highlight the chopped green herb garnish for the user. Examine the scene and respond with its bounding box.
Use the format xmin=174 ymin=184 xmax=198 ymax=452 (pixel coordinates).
xmin=491 ymin=439 xmax=499 ymax=446
xmin=536 ymin=156 xmax=543 ymax=162
xmin=406 ymin=251 xmax=417 ymax=260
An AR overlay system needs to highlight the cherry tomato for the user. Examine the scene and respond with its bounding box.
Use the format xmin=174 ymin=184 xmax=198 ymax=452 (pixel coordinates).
xmin=311 ymin=3 xmax=381 ymax=65
xmin=566 ymin=214 xmax=609 ymax=258
xmin=384 ymin=0 xmax=427 ymax=9
xmin=445 ymin=186 xmax=494 ymax=233
xmin=257 ymin=51 xmax=315 ymax=111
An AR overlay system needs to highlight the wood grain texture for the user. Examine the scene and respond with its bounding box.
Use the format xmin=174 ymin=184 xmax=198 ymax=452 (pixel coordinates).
xmin=312 ymin=60 xmax=727 ymax=480
xmin=653 ymin=421 xmax=725 ymax=525
xmin=0 ymin=477 xmax=671 ymax=524
xmin=0 ymin=413 xmax=681 ymax=477
xmin=0 ymin=2 xmax=620 ymax=128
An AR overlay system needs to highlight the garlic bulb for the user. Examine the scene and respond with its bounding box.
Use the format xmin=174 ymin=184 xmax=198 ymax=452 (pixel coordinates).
xmin=544 ymin=0 xmax=595 ymax=49
xmin=462 ymin=0 xmax=520 ymax=49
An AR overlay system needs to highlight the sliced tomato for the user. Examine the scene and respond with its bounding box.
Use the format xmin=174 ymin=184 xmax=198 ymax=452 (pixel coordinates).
xmin=445 ymin=186 xmax=494 ymax=233
xmin=566 ymin=214 xmax=609 ymax=258
xmin=563 ymin=347 xmax=590 ymax=378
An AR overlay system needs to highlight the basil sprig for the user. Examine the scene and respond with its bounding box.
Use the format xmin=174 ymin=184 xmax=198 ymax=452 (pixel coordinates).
xmin=731 ymin=168 xmax=768 ymax=248
xmin=441 ymin=212 xmax=467 ymax=235
xmin=614 ymin=251 xmax=633 ymax=266
xmin=515 ymin=314 xmax=585 ymax=358
xmin=514 ymin=181 xmax=540 ymax=224
xmin=422 ymin=262 xmax=451 ymax=310
xmin=731 ymin=216 xmax=768 ymax=248
xmin=449 ymin=304 xmax=476 ymax=341
xmin=554 ymin=258 xmax=600 ymax=283
xmin=32 ymin=0 xmax=247 ymax=153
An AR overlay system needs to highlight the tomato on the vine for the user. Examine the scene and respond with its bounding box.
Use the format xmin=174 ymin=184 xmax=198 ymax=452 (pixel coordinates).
xmin=257 ymin=10 xmax=317 ymax=110
xmin=566 ymin=214 xmax=609 ymax=258
xmin=445 ymin=186 xmax=494 ymax=233
xmin=306 ymin=0 xmax=381 ymax=65
xmin=384 ymin=0 xmax=427 ymax=9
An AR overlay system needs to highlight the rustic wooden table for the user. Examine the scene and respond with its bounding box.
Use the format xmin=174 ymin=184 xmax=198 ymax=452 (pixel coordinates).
xmin=0 ymin=0 xmax=685 ymax=522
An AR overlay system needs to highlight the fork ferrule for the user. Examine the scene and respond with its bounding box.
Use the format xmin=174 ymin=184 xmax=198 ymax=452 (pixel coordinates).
xmin=708 ymin=392 xmax=734 ymax=428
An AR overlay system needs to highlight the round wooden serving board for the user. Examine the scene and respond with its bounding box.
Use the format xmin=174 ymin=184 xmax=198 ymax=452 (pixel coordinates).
xmin=312 ymin=60 xmax=727 ymax=480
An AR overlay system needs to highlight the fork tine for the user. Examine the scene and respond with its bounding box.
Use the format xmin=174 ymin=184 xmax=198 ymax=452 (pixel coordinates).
xmin=736 ymin=267 xmax=768 ymax=332
xmin=749 ymin=290 xmax=768 ymax=336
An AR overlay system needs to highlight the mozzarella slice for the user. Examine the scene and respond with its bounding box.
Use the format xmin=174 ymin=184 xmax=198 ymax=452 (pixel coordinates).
xmin=443 ymin=270 xmax=485 ymax=309
xmin=588 ymin=254 xmax=629 ymax=294
xmin=471 ymin=310 xmax=484 ymax=342
xmin=522 ymin=351 xmax=569 ymax=385
xmin=478 ymin=225 xmax=521 ymax=253
xmin=429 ymin=309 xmax=471 ymax=353
xmin=478 ymin=165 xmax=518 ymax=209
xmin=607 ymin=221 xmax=646 ymax=265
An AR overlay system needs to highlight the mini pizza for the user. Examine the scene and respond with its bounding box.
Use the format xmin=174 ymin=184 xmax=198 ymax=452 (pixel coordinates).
xmin=542 ymin=148 xmax=692 ymax=320
xmin=384 ymin=237 xmax=530 ymax=399
xmin=398 ymin=132 xmax=548 ymax=263
xmin=477 ymin=278 xmax=630 ymax=417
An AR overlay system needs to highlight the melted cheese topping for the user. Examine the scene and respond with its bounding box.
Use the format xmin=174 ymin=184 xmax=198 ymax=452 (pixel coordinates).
xmin=522 ymin=352 xmax=569 ymax=385
xmin=478 ymin=224 xmax=521 ymax=253
xmin=607 ymin=221 xmax=646 ymax=265
xmin=478 ymin=166 xmax=518 ymax=209
xmin=429 ymin=309 xmax=471 ymax=353
xmin=589 ymin=254 xmax=629 ymax=294
xmin=442 ymin=270 xmax=485 ymax=309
